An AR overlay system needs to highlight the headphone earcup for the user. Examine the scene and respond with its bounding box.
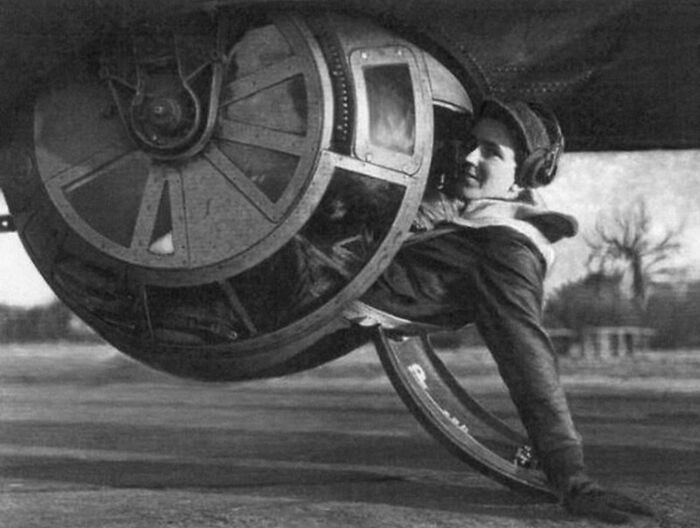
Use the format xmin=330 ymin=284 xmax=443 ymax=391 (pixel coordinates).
xmin=539 ymin=149 xmax=559 ymax=186
xmin=516 ymin=147 xmax=559 ymax=188
xmin=517 ymin=149 xmax=544 ymax=188
xmin=517 ymin=101 xmax=564 ymax=188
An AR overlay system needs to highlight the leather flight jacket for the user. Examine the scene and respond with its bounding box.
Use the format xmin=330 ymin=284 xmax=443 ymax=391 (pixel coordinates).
xmin=356 ymin=197 xmax=586 ymax=496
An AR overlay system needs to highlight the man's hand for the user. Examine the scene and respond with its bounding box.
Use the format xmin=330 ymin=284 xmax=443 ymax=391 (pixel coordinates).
xmin=564 ymin=482 xmax=655 ymax=525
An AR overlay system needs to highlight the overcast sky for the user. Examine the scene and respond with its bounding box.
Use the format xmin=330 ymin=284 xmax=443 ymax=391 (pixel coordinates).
xmin=2 ymin=149 xmax=700 ymax=307
xmin=540 ymin=150 xmax=700 ymax=293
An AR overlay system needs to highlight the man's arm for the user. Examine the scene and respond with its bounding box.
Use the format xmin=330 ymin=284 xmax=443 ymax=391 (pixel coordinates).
xmin=469 ymin=230 xmax=586 ymax=494
xmin=470 ymin=229 xmax=655 ymax=524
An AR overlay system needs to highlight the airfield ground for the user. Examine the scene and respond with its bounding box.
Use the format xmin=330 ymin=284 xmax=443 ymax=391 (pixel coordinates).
xmin=1 ymin=343 xmax=699 ymax=528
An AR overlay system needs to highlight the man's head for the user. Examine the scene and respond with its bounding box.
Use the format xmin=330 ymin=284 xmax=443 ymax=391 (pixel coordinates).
xmin=455 ymin=98 xmax=564 ymax=201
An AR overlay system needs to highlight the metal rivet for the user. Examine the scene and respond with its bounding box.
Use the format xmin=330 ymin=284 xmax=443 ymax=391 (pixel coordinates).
xmin=361 ymin=52 xmax=368 ymax=60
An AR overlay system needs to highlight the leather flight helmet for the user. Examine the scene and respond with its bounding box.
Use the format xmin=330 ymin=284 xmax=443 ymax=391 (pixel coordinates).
xmin=479 ymin=98 xmax=564 ymax=188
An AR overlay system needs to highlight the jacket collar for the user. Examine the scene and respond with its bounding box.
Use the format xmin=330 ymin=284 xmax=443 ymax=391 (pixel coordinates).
xmin=451 ymin=198 xmax=578 ymax=270
xmin=458 ymin=198 xmax=578 ymax=242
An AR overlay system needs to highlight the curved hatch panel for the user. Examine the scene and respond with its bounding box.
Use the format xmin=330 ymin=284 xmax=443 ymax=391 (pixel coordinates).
xmin=374 ymin=328 xmax=557 ymax=499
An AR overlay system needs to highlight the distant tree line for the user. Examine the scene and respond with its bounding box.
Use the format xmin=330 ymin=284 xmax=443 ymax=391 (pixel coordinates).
xmin=1 ymin=199 xmax=696 ymax=349
xmin=2 ymin=283 xmax=699 ymax=349
xmin=544 ymin=197 xmax=697 ymax=349
xmin=544 ymin=274 xmax=700 ymax=349
xmin=0 ymin=301 xmax=99 ymax=343
xmin=644 ymin=282 xmax=700 ymax=348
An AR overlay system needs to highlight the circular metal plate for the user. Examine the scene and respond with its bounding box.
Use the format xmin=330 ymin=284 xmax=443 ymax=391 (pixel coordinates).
xmin=14 ymin=11 xmax=437 ymax=381
xmin=34 ymin=16 xmax=333 ymax=286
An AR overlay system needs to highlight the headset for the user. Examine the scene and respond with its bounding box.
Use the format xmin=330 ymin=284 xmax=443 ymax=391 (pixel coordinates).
xmin=513 ymin=101 xmax=565 ymax=189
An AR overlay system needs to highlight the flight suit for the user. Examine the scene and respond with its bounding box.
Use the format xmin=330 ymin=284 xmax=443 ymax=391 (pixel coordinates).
xmin=357 ymin=197 xmax=586 ymax=496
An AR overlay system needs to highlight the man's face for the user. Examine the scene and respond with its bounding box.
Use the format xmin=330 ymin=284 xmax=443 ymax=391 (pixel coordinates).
xmin=456 ymin=117 xmax=519 ymax=201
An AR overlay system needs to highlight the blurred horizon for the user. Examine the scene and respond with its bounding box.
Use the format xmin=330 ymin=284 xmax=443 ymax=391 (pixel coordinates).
xmin=2 ymin=149 xmax=700 ymax=308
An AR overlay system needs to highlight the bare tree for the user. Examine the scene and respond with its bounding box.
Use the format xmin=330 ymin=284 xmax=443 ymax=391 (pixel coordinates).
xmin=586 ymin=198 xmax=684 ymax=307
